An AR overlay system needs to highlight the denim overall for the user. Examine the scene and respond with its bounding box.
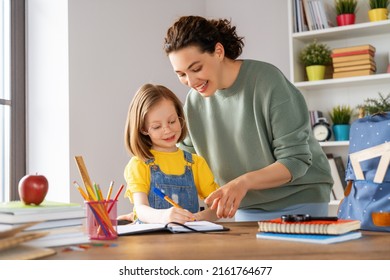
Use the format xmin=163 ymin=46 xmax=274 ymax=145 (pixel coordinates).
xmin=146 ymin=151 xmax=199 ymax=213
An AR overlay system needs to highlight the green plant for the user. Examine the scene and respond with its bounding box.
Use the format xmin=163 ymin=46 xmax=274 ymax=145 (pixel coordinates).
xmin=369 ymin=0 xmax=389 ymax=9
xmin=329 ymin=105 xmax=353 ymax=124
xmin=357 ymin=92 xmax=390 ymax=116
xmin=299 ymin=40 xmax=332 ymax=67
xmin=335 ymin=0 xmax=358 ymax=15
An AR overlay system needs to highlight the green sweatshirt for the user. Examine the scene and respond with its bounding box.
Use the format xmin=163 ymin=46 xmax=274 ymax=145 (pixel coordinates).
xmin=179 ymin=59 xmax=333 ymax=211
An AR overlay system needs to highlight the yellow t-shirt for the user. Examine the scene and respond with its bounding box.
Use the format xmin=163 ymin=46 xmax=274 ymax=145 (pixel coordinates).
xmin=124 ymin=149 xmax=219 ymax=202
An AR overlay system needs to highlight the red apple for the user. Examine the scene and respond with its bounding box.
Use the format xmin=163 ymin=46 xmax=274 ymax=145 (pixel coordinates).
xmin=18 ymin=174 xmax=49 ymax=205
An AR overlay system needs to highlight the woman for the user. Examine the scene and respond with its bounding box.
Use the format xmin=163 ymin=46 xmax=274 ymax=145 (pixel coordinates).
xmin=163 ymin=15 xmax=333 ymax=221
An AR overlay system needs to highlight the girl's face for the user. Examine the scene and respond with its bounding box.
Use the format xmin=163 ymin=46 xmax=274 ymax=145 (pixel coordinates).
xmin=143 ymin=99 xmax=182 ymax=152
xmin=168 ymin=44 xmax=224 ymax=97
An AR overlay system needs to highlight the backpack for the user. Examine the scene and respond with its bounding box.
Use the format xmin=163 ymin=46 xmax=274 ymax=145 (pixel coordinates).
xmin=338 ymin=112 xmax=390 ymax=231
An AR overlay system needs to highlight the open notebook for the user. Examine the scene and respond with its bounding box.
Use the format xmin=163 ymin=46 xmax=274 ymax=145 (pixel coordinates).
xmin=117 ymin=221 xmax=229 ymax=235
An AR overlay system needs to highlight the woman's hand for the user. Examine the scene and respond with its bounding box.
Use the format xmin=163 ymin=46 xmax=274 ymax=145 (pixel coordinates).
xmin=204 ymin=162 xmax=292 ymax=219
xmin=204 ymin=179 xmax=248 ymax=219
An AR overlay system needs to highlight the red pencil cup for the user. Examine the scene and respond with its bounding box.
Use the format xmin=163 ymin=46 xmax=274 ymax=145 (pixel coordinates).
xmin=85 ymin=199 xmax=118 ymax=240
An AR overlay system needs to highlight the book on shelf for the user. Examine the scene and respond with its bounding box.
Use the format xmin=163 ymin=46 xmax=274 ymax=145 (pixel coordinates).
xmin=0 ymin=200 xmax=85 ymax=224
xmin=309 ymin=110 xmax=323 ymax=127
xmin=327 ymin=157 xmax=345 ymax=200
xmin=333 ymin=63 xmax=376 ymax=73
xmin=332 ymin=53 xmax=374 ymax=63
xmin=117 ymin=220 xmax=229 ymax=235
xmin=333 ymin=69 xmax=375 ymax=79
xmin=257 ymin=218 xmax=361 ymax=235
xmin=293 ymin=0 xmax=309 ymax=32
xmin=333 ymin=58 xmax=375 ymax=68
xmin=331 ymin=49 xmax=375 ymax=58
xmin=256 ymin=231 xmax=362 ymax=244
xmin=332 ymin=44 xmax=376 ymax=55
xmin=314 ymin=0 xmax=329 ymax=29
xmin=330 ymin=189 xmax=336 ymax=201
xmin=292 ymin=0 xmax=301 ymax=33
xmin=333 ymin=156 xmax=346 ymax=189
xmin=301 ymin=0 xmax=329 ymax=31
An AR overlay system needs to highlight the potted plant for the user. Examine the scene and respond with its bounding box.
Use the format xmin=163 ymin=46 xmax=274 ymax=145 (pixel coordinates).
xmin=357 ymin=92 xmax=390 ymax=117
xmin=335 ymin=0 xmax=358 ymax=26
xmin=329 ymin=105 xmax=353 ymax=141
xmin=368 ymin=0 xmax=389 ymax=21
xmin=299 ymin=39 xmax=332 ymax=81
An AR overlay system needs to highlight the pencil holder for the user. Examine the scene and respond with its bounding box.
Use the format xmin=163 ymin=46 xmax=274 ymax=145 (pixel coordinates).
xmin=85 ymin=199 xmax=118 ymax=240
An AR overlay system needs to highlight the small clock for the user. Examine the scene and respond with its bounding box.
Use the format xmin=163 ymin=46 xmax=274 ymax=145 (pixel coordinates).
xmin=313 ymin=118 xmax=332 ymax=142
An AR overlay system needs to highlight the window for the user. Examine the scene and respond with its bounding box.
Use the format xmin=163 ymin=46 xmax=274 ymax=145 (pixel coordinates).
xmin=0 ymin=0 xmax=25 ymax=202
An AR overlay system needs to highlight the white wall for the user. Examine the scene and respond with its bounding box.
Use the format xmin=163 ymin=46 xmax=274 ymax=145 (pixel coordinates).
xmin=26 ymin=0 xmax=70 ymax=202
xmin=206 ymin=0 xmax=289 ymax=75
xmin=27 ymin=0 xmax=289 ymax=215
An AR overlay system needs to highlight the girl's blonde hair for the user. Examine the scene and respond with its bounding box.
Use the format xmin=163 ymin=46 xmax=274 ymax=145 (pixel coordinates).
xmin=124 ymin=84 xmax=187 ymax=161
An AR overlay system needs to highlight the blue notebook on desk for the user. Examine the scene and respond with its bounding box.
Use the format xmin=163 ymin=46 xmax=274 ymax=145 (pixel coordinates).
xmin=256 ymin=231 xmax=362 ymax=244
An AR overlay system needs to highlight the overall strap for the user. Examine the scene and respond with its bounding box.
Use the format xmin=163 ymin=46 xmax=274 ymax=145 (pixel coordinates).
xmin=183 ymin=150 xmax=194 ymax=164
xmin=145 ymin=158 xmax=155 ymax=165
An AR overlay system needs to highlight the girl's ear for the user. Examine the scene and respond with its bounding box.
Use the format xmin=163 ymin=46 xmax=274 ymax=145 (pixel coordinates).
xmin=141 ymin=129 xmax=148 ymax=135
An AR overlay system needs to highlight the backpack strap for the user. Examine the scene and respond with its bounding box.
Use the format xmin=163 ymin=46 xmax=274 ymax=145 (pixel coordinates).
xmin=349 ymin=142 xmax=390 ymax=183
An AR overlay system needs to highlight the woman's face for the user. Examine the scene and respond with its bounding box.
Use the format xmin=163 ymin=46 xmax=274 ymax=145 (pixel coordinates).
xmin=168 ymin=45 xmax=224 ymax=97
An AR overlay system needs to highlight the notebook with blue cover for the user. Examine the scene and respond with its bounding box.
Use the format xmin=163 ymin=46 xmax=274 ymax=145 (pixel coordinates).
xmin=256 ymin=231 xmax=362 ymax=244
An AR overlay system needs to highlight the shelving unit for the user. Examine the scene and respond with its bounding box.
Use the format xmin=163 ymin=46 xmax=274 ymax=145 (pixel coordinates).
xmin=288 ymin=0 xmax=390 ymax=148
xmin=288 ymin=0 xmax=390 ymax=214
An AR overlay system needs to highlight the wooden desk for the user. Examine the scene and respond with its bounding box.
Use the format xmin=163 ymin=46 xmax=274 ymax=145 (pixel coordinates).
xmin=44 ymin=222 xmax=390 ymax=260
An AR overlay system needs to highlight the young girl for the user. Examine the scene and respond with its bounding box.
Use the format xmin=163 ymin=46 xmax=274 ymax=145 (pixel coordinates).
xmin=123 ymin=83 xmax=219 ymax=224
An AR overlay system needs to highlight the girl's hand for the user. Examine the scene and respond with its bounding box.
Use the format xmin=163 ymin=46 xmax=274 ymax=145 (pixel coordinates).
xmin=117 ymin=212 xmax=135 ymax=222
xmin=162 ymin=207 xmax=196 ymax=224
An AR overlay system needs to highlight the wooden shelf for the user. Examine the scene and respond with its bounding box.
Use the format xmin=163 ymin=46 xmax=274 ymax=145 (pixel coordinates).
xmin=292 ymin=20 xmax=390 ymax=42
xmin=320 ymin=141 xmax=349 ymax=147
xmin=294 ymin=73 xmax=390 ymax=91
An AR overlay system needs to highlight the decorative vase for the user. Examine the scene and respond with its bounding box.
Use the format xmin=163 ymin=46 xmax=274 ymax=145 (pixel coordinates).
xmin=368 ymin=8 xmax=388 ymax=22
xmin=337 ymin=14 xmax=356 ymax=26
xmin=333 ymin=124 xmax=350 ymax=141
xmin=306 ymin=65 xmax=326 ymax=81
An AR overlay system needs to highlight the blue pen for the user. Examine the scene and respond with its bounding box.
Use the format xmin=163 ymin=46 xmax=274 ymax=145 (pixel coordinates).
xmin=152 ymin=187 xmax=183 ymax=209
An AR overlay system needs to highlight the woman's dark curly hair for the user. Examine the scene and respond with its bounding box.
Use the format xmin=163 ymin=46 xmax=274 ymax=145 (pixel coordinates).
xmin=164 ymin=15 xmax=244 ymax=59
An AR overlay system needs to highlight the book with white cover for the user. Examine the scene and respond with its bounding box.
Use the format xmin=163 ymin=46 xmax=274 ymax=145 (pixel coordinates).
xmin=117 ymin=221 xmax=229 ymax=235
xmin=0 ymin=201 xmax=85 ymax=224
xmin=25 ymin=226 xmax=90 ymax=248
xmin=25 ymin=233 xmax=90 ymax=248
xmin=0 ymin=200 xmax=82 ymax=214
xmin=0 ymin=218 xmax=84 ymax=231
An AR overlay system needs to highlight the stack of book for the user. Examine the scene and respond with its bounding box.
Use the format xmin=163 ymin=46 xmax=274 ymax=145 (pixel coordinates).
xmin=0 ymin=222 xmax=56 ymax=259
xmin=332 ymin=44 xmax=376 ymax=79
xmin=0 ymin=200 xmax=89 ymax=248
xmin=257 ymin=217 xmax=362 ymax=244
